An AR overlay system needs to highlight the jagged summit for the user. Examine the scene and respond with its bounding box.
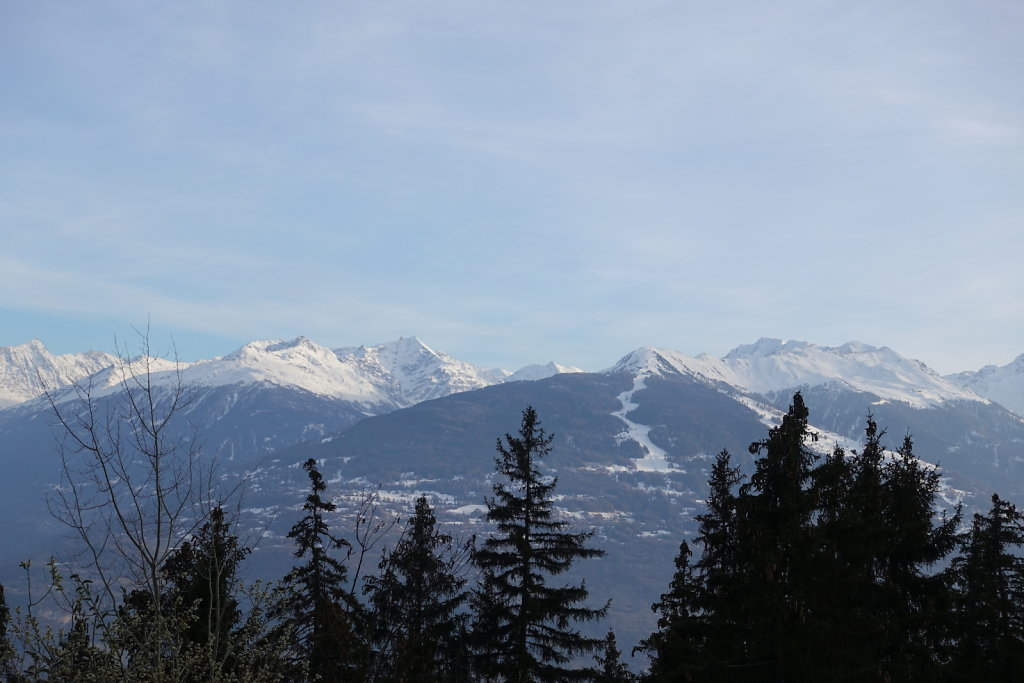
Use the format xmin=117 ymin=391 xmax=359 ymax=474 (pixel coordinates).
xmin=612 ymin=339 xmax=984 ymax=409
xmin=335 ymin=336 xmax=498 ymax=405
xmin=608 ymin=347 xmax=701 ymax=378
xmin=0 ymin=339 xmax=117 ymax=408
xmin=188 ymin=337 xmax=382 ymax=403
xmin=1 ymin=336 xmax=582 ymax=413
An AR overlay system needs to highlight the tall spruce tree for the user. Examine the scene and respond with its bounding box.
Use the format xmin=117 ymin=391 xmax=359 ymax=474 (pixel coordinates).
xmin=637 ymin=451 xmax=745 ymax=682
xmin=636 ymin=540 xmax=703 ymax=682
xmin=472 ymin=407 xmax=608 ymax=682
xmin=593 ymin=630 xmax=635 ymax=682
xmin=692 ymin=449 xmax=745 ymax=675
xmin=364 ymin=496 xmax=471 ymax=682
xmin=285 ymin=458 xmax=364 ymax=681
xmin=803 ymin=420 xmax=889 ymax=679
xmin=736 ymin=392 xmax=819 ymax=679
xmin=948 ymin=493 xmax=1024 ymax=680
xmin=876 ymin=434 xmax=960 ymax=679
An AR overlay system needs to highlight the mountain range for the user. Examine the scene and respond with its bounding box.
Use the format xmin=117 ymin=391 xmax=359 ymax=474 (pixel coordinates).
xmin=5 ymin=335 xmax=1020 ymax=415
xmin=1 ymin=334 xmax=1023 ymax=658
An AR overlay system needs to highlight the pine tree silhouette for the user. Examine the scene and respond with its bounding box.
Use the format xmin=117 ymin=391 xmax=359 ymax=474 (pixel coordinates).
xmin=472 ymin=407 xmax=608 ymax=682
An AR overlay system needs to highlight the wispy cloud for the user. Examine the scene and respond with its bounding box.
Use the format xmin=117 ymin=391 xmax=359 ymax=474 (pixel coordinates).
xmin=935 ymin=116 xmax=1022 ymax=145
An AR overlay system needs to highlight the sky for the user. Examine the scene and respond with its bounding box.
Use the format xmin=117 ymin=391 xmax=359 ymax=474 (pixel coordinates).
xmin=1 ymin=1 xmax=1022 ymax=374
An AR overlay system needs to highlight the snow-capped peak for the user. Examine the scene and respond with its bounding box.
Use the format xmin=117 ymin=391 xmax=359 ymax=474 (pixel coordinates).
xmin=1 ymin=335 xmax=587 ymax=413
xmin=947 ymin=353 xmax=1024 ymax=416
xmin=187 ymin=337 xmax=384 ymax=403
xmin=335 ymin=337 xmax=499 ymax=405
xmin=0 ymin=340 xmax=117 ymax=408
xmin=723 ymin=336 xmax=792 ymax=359
xmin=506 ymin=362 xmax=584 ymax=383
xmin=607 ymin=347 xmax=730 ymax=383
xmin=611 ymin=339 xmax=985 ymax=409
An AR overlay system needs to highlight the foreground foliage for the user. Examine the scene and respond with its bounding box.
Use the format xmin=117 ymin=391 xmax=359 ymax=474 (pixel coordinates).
xmin=638 ymin=393 xmax=1024 ymax=682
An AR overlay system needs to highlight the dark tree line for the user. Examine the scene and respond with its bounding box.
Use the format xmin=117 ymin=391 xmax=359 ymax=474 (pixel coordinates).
xmin=638 ymin=393 xmax=1024 ymax=682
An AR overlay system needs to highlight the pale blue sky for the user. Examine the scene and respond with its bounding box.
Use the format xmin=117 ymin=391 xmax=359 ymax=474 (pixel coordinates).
xmin=2 ymin=1 xmax=1022 ymax=373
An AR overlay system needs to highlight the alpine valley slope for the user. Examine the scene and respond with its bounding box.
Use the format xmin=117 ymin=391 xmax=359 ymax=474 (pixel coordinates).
xmin=1 ymin=336 xmax=1023 ymax=662
xmin=0 ymin=336 xmax=579 ymax=567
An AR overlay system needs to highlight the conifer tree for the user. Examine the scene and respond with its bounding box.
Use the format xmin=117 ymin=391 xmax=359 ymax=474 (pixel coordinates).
xmin=593 ymin=630 xmax=635 ymax=682
xmin=364 ymin=496 xmax=471 ymax=682
xmin=472 ymin=407 xmax=608 ymax=682
xmin=116 ymin=505 xmax=251 ymax=679
xmin=639 ymin=395 xmax=975 ymax=681
xmin=161 ymin=506 xmax=250 ymax=674
xmin=804 ymin=421 xmax=888 ymax=679
xmin=638 ymin=453 xmax=745 ymax=681
xmin=876 ymin=435 xmax=960 ymax=678
xmin=635 ymin=541 xmax=703 ymax=682
xmin=691 ymin=449 xmax=744 ymax=673
xmin=948 ymin=494 xmax=1024 ymax=680
xmin=285 ymin=458 xmax=364 ymax=681
xmin=735 ymin=392 xmax=819 ymax=679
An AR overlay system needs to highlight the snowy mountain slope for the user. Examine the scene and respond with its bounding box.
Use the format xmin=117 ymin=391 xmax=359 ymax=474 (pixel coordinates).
xmin=332 ymin=337 xmax=582 ymax=404
xmin=188 ymin=337 xmax=386 ymax=404
xmin=947 ymin=354 xmax=1024 ymax=417
xmin=506 ymin=362 xmax=583 ymax=383
xmin=2 ymin=336 xmax=583 ymax=414
xmin=55 ymin=336 xmax=398 ymax=407
xmin=610 ymin=338 xmax=984 ymax=409
xmin=0 ymin=340 xmax=117 ymax=408
xmin=334 ymin=336 xmax=503 ymax=406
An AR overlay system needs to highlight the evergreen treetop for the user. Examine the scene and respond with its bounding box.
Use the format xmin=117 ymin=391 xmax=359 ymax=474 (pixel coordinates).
xmin=284 ymin=458 xmax=364 ymax=681
xmin=364 ymin=495 xmax=471 ymax=682
xmin=473 ymin=406 xmax=608 ymax=683
xmin=948 ymin=493 xmax=1024 ymax=680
